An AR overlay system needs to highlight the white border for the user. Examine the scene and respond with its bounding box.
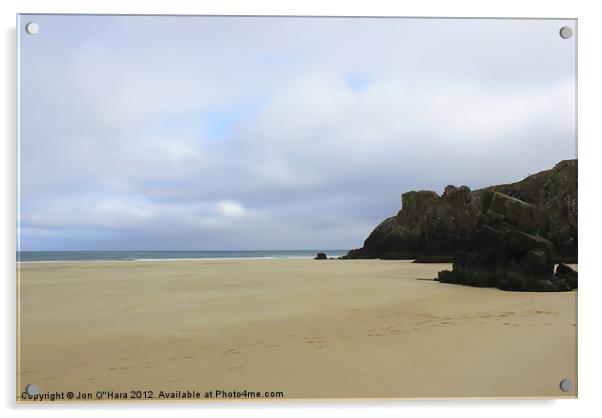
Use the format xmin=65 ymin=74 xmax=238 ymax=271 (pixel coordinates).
xmin=3 ymin=1 xmax=601 ymax=417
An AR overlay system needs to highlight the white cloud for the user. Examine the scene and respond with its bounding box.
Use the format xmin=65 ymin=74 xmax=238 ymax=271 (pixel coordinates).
xmin=215 ymin=200 xmax=246 ymax=218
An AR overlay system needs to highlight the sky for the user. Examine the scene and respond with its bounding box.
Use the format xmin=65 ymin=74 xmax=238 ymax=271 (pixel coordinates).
xmin=18 ymin=15 xmax=577 ymax=251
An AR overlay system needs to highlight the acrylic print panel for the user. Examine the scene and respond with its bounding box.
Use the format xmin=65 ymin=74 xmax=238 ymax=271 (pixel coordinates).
xmin=17 ymin=15 xmax=577 ymax=402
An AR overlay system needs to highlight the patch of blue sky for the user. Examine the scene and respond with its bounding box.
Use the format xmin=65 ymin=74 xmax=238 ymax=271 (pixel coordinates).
xmin=345 ymin=74 xmax=372 ymax=91
xmin=197 ymin=94 xmax=273 ymax=142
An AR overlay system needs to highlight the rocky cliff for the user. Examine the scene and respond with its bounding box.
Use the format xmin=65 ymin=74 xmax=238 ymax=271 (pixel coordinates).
xmin=483 ymin=159 xmax=577 ymax=261
xmin=346 ymin=159 xmax=577 ymax=263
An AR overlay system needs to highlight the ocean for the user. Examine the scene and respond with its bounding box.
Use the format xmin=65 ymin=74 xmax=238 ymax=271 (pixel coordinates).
xmin=16 ymin=250 xmax=349 ymax=262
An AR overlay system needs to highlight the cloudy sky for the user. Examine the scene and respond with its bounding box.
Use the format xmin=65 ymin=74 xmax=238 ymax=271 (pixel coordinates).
xmin=18 ymin=15 xmax=576 ymax=251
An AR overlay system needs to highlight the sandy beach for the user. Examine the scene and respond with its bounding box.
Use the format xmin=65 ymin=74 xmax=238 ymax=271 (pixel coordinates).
xmin=17 ymin=259 xmax=577 ymax=401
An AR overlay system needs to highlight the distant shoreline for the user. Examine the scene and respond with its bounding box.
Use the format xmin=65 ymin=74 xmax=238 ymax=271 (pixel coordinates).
xmin=16 ymin=256 xmax=337 ymax=264
xmin=16 ymin=250 xmax=349 ymax=263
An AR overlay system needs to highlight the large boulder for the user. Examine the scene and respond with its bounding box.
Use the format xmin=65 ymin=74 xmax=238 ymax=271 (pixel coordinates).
xmin=437 ymin=204 xmax=576 ymax=291
xmin=481 ymin=190 xmax=542 ymax=234
xmin=555 ymin=263 xmax=578 ymax=289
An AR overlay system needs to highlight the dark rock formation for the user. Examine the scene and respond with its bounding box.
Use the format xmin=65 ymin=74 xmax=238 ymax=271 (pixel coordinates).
xmin=314 ymin=252 xmax=327 ymax=260
xmin=351 ymin=185 xmax=480 ymax=259
xmin=484 ymin=159 xmax=577 ymax=262
xmin=437 ymin=190 xmax=577 ymax=291
xmin=347 ymin=160 xmax=577 ymax=263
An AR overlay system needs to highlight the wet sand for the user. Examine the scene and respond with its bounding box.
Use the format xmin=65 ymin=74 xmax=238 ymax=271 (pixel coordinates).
xmin=17 ymin=259 xmax=577 ymax=401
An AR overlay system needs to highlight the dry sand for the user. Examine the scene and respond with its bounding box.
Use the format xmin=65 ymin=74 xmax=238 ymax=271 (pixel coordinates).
xmin=17 ymin=259 xmax=577 ymax=401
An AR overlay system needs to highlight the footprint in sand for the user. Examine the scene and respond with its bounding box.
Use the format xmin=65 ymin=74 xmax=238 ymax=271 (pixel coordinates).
xmin=306 ymin=337 xmax=325 ymax=345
